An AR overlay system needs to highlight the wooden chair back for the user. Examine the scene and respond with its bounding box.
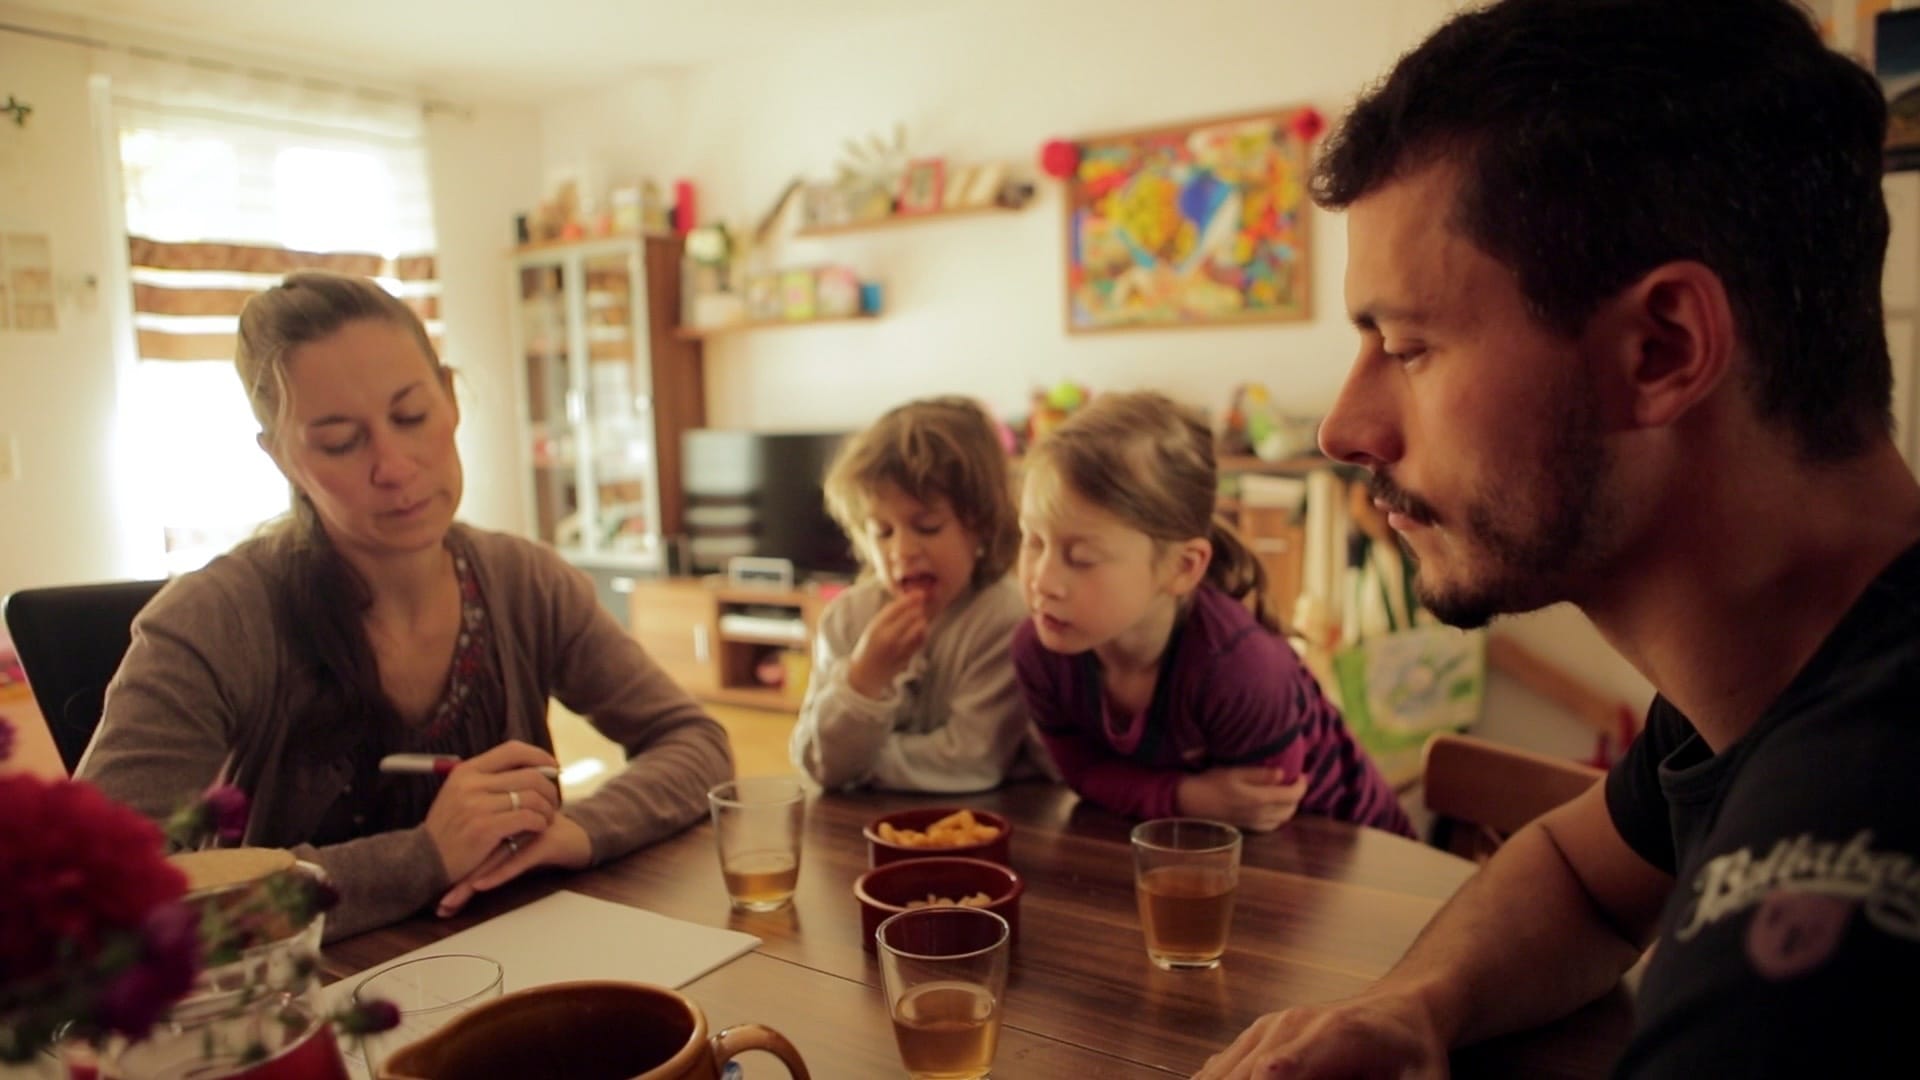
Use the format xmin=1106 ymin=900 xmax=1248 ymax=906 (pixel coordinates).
xmin=1421 ymin=732 xmax=1603 ymax=860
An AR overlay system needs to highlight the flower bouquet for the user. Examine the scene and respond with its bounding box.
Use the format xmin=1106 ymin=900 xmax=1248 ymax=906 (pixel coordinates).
xmin=0 ymin=717 xmax=395 ymax=1077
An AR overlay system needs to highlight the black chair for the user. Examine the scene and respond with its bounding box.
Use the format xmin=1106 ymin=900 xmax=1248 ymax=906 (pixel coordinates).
xmin=4 ymin=580 xmax=168 ymax=773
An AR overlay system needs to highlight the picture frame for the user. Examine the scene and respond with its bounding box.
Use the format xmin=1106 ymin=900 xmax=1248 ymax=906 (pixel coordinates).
xmin=1878 ymin=8 xmax=1920 ymax=171
xmin=1806 ymin=0 xmax=1888 ymax=64
xmin=1063 ymin=106 xmax=1315 ymax=333
xmin=896 ymin=158 xmax=946 ymax=215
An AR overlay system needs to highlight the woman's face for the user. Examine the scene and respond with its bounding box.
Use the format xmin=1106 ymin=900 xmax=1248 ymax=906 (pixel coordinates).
xmin=267 ymin=318 xmax=463 ymax=561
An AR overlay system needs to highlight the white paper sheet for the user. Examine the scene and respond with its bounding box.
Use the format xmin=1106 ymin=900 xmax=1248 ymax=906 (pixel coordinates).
xmin=323 ymin=890 xmax=761 ymax=1077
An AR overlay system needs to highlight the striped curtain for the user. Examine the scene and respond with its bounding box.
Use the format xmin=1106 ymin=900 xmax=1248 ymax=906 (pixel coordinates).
xmin=127 ymin=240 xmax=440 ymax=363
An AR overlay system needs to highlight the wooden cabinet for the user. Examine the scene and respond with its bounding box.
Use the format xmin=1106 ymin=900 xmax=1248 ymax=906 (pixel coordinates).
xmin=626 ymin=577 xmax=720 ymax=698
xmin=1236 ymin=506 xmax=1306 ymax=630
xmin=1215 ymin=456 xmax=1318 ymax=632
xmin=628 ymin=577 xmax=828 ymax=712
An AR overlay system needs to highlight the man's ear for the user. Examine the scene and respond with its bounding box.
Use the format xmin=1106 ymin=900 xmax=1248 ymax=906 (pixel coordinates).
xmin=1163 ymin=537 xmax=1213 ymax=597
xmin=1607 ymin=260 xmax=1735 ymax=431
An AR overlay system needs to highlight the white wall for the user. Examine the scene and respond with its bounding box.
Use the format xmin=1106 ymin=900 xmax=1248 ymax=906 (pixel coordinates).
xmin=0 ymin=23 xmax=131 ymax=599
xmin=428 ymin=103 xmax=543 ymax=536
xmin=535 ymin=0 xmax=1654 ymax=749
xmin=539 ymin=0 xmax=1466 ymax=430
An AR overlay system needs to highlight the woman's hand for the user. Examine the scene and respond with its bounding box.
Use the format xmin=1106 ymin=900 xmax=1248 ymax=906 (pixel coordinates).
xmin=847 ymin=591 xmax=930 ymax=697
xmin=436 ymin=813 xmax=594 ymax=917
xmin=1176 ymin=766 xmax=1309 ymax=832
xmin=421 ymin=740 xmax=562 ymax=884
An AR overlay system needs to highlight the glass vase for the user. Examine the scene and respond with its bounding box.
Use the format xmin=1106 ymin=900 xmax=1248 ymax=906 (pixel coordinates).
xmin=102 ymin=999 xmax=346 ymax=1080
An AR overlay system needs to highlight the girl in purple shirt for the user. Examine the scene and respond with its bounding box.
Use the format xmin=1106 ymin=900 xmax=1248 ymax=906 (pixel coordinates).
xmin=1013 ymin=392 xmax=1411 ymax=836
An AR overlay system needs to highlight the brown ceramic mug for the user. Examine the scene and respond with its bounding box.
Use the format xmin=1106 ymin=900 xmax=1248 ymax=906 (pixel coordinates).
xmin=376 ymin=980 xmax=809 ymax=1080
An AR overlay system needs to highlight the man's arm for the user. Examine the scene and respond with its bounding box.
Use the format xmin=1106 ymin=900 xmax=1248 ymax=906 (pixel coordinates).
xmin=1398 ymin=783 xmax=1668 ymax=1044
xmin=1195 ymin=783 xmax=1670 ymax=1078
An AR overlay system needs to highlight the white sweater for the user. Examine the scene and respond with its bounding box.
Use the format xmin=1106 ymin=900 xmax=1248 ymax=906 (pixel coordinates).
xmin=789 ymin=574 xmax=1041 ymax=792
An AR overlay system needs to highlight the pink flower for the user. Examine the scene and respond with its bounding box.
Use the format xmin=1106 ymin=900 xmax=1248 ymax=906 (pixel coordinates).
xmin=334 ymin=998 xmax=400 ymax=1036
xmin=203 ymin=784 xmax=249 ymax=844
xmin=92 ymin=904 xmax=201 ymax=1038
xmin=163 ymin=782 xmax=251 ymax=851
xmin=0 ymin=775 xmax=187 ymax=983
xmin=1 ymin=775 xmax=197 ymax=1062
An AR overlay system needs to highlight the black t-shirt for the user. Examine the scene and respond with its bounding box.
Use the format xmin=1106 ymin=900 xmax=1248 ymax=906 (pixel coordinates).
xmin=1606 ymin=540 xmax=1920 ymax=1077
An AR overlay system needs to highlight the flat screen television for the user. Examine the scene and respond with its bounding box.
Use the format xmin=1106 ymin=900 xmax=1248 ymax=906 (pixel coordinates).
xmin=681 ymin=429 xmax=858 ymax=581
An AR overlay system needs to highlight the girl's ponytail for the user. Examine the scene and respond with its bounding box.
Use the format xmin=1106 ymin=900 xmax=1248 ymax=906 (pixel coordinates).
xmin=1206 ymin=518 xmax=1281 ymax=634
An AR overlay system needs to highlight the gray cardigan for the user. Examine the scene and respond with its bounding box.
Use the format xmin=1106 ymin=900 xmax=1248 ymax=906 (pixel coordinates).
xmin=79 ymin=524 xmax=733 ymax=940
xmin=789 ymin=574 xmax=1046 ymax=792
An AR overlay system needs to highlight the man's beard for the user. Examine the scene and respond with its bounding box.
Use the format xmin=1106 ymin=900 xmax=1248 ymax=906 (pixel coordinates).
xmin=1373 ymin=385 xmax=1613 ymax=630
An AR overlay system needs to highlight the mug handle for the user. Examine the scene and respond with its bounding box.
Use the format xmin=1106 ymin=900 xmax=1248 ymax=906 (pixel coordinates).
xmin=709 ymin=1024 xmax=811 ymax=1080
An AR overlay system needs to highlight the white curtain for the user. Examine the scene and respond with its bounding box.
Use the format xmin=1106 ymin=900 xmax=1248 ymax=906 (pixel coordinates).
xmin=98 ymin=51 xmax=439 ymax=573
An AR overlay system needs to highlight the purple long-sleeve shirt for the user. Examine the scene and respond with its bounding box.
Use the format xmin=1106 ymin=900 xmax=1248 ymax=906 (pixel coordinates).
xmin=1013 ymin=585 xmax=1412 ymax=836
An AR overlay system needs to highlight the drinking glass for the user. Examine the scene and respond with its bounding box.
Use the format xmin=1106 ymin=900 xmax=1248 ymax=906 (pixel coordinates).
xmin=351 ymin=953 xmax=504 ymax=1074
xmin=1131 ymin=818 xmax=1242 ymax=971
xmin=876 ymin=906 xmax=1010 ymax=1080
xmin=707 ymin=777 xmax=806 ymax=912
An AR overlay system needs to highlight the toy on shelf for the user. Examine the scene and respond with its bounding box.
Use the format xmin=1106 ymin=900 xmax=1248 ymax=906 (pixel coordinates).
xmin=682 ymin=223 xmax=744 ymax=329
xmin=529 ymin=180 xmax=583 ymax=243
xmin=1221 ymin=382 xmax=1319 ymax=461
xmin=1024 ymin=380 xmax=1091 ymax=449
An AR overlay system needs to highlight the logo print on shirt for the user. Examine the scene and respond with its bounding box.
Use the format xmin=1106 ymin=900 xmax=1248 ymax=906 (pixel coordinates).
xmin=1744 ymin=890 xmax=1853 ymax=981
xmin=1676 ymin=830 xmax=1920 ymax=965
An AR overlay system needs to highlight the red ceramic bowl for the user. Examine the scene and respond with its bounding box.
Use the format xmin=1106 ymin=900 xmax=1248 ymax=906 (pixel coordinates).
xmin=853 ymin=856 xmax=1023 ymax=952
xmin=863 ymin=807 xmax=1013 ymax=868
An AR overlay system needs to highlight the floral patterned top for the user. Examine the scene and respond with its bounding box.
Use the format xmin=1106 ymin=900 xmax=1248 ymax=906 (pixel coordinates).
xmin=415 ymin=541 xmax=503 ymax=744
xmin=313 ymin=537 xmax=508 ymax=842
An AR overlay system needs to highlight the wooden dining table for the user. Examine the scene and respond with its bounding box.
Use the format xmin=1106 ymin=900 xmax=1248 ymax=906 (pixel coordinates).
xmin=322 ymin=783 xmax=1633 ymax=1078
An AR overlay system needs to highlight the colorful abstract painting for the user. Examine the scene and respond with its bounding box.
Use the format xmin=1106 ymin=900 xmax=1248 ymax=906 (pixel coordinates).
xmin=1065 ymin=107 xmax=1316 ymax=332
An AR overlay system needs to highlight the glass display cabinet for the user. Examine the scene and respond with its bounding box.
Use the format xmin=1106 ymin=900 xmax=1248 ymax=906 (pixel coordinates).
xmin=510 ymin=236 xmax=705 ymax=606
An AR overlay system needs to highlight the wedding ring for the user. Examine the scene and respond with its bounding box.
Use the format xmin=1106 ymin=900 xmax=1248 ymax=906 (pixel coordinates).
xmin=508 ymin=789 xmax=522 ymax=812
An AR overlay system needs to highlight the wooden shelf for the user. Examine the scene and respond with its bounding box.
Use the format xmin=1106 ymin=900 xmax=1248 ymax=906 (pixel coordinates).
xmin=1217 ymin=454 xmax=1329 ymax=474
xmin=719 ymin=630 xmax=809 ymax=649
xmin=1010 ymin=452 xmax=1327 ymax=474
xmin=708 ymin=686 xmax=802 ymax=711
xmin=794 ymin=202 xmax=1027 ymax=239
xmin=512 ymin=230 xmax=673 ymax=255
xmin=675 ymin=314 xmax=878 ymax=341
xmin=712 ymin=583 xmax=827 ymax=606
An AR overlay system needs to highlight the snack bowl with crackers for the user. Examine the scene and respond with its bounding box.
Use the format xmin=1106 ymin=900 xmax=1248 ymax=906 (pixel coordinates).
xmin=853 ymin=855 xmax=1023 ymax=952
xmin=864 ymin=806 xmax=1013 ymax=868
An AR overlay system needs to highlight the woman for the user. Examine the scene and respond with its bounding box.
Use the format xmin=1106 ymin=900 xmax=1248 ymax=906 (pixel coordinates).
xmin=80 ymin=271 xmax=733 ymax=940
